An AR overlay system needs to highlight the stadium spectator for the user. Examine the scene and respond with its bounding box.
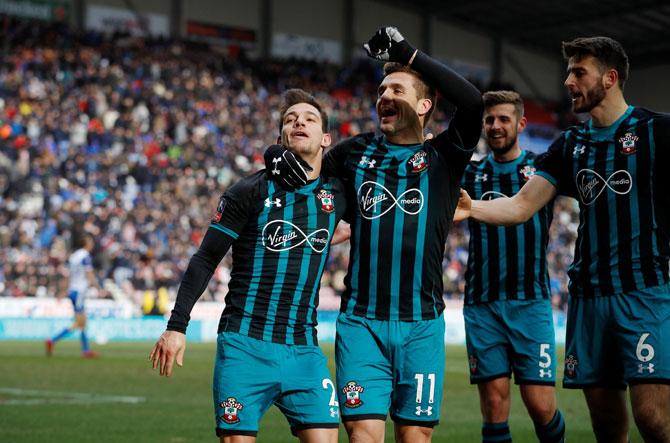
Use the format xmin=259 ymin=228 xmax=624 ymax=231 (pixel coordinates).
xmin=0 ymin=18 xmax=575 ymax=316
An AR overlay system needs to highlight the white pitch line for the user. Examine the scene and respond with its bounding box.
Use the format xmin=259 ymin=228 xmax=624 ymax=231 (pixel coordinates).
xmin=0 ymin=388 xmax=145 ymax=405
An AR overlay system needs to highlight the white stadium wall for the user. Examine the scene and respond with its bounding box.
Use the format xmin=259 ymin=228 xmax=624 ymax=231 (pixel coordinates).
xmin=86 ymin=0 xmax=169 ymax=15
xmin=183 ymin=0 xmax=261 ymax=31
xmin=272 ymin=0 xmax=343 ymax=40
xmin=354 ymin=0 xmax=422 ymax=58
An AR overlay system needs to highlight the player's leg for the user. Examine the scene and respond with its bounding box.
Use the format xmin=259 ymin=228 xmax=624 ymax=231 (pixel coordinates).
xmin=506 ymin=300 xmax=565 ymax=442
xmin=616 ymin=284 xmax=670 ymax=441
xmin=342 ymin=419 xmax=384 ymax=443
xmin=46 ymin=290 xmax=82 ymax=355
xmin=464 ymin=303 xmax=513 ymax=442
xmin=630 ymin=384 xmax=670 ymax=442
xmin=213 ymin=332 xmax=279 ymax=440
xmin=219 ymin=436 xmax=255 ymax=443
xmin=295 ymin=428 xmax=337 ymax=443
xmin=275 ymin=345 xmax=339 ymax=442
xmin=583 ymin=387 xmax=629 ymax=442
xmin=390 ymin=314 xmax=445 ymax=443
xmin=478 ymin=378 xmax=511 ymax=422
xmin=74 ymin=312 xmax=95 ymax=356
xmin=336 ymin=313 xmax=392 ymax=443
xmin=520 ymin=386 xmax=564 ymax=443
xmin=564 ymin=296 xmax=628 ymax=441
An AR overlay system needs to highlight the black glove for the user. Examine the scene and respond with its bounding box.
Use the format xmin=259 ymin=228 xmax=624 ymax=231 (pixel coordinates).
xmin=264 ymin=144 xmax=313 ymax=190
xmin=363 ymin=26 xmax=416 ymax=65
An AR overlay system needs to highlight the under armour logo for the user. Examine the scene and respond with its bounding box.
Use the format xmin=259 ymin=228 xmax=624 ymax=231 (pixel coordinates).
xmin=271 ymin=157 xmax=282 ymax=175
xmin=638 ymin=363 xmax=655 ymax=374
xmin=539 ymin=369 xmax=553 ymax=378
xmin=415 ymin=406 xmax=433 ymax=416
xmin=474 ymin=174 xmax=488 ymax=182
xmin=329 ymin=407 xmax=339 ymax=418
xmin=573 ymin=145 xmax=586 ymax=155
xmin=264 ymin=197 xmax=282 ymax=208
xmin=359 ymin=156 xmax=376 ymax=168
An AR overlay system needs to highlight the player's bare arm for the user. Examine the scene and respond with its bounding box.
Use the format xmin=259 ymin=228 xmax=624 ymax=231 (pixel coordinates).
xmin=459 ymin=175 xmax=557 ymax=226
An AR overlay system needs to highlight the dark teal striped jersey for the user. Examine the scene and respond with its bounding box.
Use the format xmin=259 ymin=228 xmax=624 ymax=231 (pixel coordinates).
xmin=536 ymin=106 xmax=670 ymax=298
xmin=323 ymin=132 xmax=473 ymax=321
xmin=461 ymin=150 xmax=553 ymax=304
xmin=212 ymin=171 xmax=347 ymax=345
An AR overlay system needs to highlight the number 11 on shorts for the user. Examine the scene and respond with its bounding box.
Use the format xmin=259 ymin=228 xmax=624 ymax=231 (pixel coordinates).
xmin=414 ymin=373 xmax=435 ymax=404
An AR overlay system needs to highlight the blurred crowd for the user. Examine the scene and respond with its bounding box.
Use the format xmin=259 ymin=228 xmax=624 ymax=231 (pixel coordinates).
xmin=0 ymin=20 xmax=577 ymax=312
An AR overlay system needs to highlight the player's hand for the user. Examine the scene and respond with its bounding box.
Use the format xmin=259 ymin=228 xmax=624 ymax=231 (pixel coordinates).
xmin=331 ymin=221 xmax=351 ymax=245
xmin=264 ymin=144 xmax=313 ymax=190
xmin=363 ymin=26 xmax=416 ymax=65
xmin=453 ymin=189 xmax=472 ymax=222
xmin=149 ymin=330 xmax=186 ymax=377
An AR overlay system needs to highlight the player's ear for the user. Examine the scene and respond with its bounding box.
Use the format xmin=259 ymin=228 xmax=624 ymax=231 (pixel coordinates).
xmin=604 ymin=68 xmax=618 ymax=90
xmin=517 ymin=116 xmax=528 ymax=133
xmin=417 ymin=98 xmax=432 ymax=118
xmin=321 ymin=133 xmax=332 ymax=148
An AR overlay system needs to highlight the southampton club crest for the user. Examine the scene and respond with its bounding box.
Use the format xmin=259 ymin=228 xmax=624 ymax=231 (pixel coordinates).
xmin=618 ymin=132 xmax=639 ymax=155
xmin=407 ymin=150 xmax=429 ymax=173
xmin=342 ymin=381 xmax=364 ymax=408
xmin=564 ymin=355 xmax=579 ymax=379
xmin=519 ymin=165 xmax=536 ymax=181
xmin=316 ymin=189 xmax=335 ymax=213
xmin=220 ymin=397 xmax=244 ymax=424
xmin=468 ymin=355 xmax=478 ymax=374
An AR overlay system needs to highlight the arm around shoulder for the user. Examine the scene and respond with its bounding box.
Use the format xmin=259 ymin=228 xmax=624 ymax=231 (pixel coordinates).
xmin=471 ymin=175 xmax=557 ymax=226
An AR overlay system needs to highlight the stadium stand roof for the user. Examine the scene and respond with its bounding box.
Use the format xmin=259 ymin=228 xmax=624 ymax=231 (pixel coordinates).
xmin=387 ymin=0 xmax=670 ymax=67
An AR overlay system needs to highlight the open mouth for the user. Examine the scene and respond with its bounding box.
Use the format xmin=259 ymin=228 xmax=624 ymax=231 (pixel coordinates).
xmin=291 ymin=131 xmax=308 ymax=138
xmin=570 ymin=92 xmax=583 ymax=102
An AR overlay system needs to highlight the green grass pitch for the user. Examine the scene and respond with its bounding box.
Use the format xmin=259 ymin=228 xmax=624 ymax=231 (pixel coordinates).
xmin=0 ymin=341 xmax=642 ymax=442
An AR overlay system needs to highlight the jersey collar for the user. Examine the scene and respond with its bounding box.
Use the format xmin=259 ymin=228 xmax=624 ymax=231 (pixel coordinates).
xmin=586 ymin=105 xmax=634 ymax=141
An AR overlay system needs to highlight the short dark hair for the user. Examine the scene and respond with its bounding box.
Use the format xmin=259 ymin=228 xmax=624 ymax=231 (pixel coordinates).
xmin=383 ymin=62 xmax=437 ymax=124
xmin=561 ymin=36 xmax=629 ymax=89
xmin=278 ymin=88 xmax=328 ymax=134
xmin=482 ymin=90 xmax=524 ymax=121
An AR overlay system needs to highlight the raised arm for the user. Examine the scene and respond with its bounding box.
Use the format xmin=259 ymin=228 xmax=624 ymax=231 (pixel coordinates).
xmin=364 ymin=26 xmax=483 ymax=151
xmin=456 ymin=175 xmax=557 ymax=226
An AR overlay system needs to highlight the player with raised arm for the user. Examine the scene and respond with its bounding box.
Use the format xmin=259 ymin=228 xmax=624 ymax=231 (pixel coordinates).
xmin=266 ymin=27 xmax=483 ymax=443
xmin=461 ymin=90 xmax=565 ymax=443
xmin=46 ymin=233 xmax=101 ymax=358
xmin=150 ymin=89 xmax=347 ymax=442
xmin=456 ymin=37 xmax=670 ymax=442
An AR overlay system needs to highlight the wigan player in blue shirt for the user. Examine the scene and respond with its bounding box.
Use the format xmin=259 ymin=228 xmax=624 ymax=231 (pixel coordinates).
xmin=267 ymin=27 xmax=483 ymax=443
xmin=461 ymin=91 xmax=564 ymax=443
xmin=46 ymin=233 xmax=101 ymax=358
xmin=150 ymin=89 xmax=347 ymax=442
xmin=456 ymin=38 xmax=670 ymax=442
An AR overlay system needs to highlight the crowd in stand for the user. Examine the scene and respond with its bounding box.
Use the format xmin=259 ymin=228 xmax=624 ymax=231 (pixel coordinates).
xmin=0 ymin=20 xmax=577 ymax=312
